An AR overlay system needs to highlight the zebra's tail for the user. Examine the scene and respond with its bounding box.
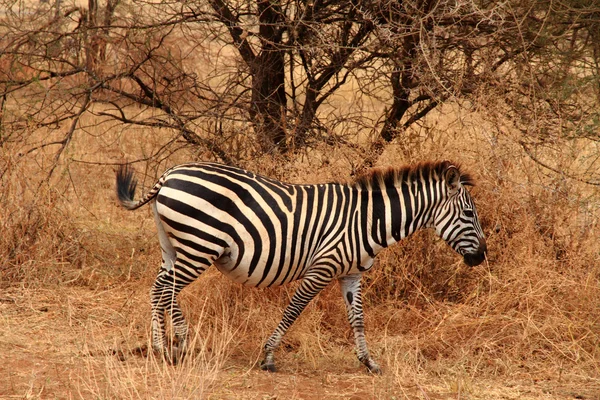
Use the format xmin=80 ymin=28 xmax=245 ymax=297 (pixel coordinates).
xmin=116 ymin=164 xmax=161 ymax=210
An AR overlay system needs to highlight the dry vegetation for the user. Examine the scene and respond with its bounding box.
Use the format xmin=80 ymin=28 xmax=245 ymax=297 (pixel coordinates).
xmin=2 ymin=0 xmax=600 ymax=397
xmin=1 ymin=103 xmax=600 ymax=399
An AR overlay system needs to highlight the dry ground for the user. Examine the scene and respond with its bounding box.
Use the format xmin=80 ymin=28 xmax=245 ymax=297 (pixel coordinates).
xmin=1 ymin=281 xmax=598 ymax=399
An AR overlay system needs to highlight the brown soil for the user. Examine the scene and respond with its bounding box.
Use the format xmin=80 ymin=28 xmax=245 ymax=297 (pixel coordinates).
xmin=1 ymin=285 xmax=597 ymax=400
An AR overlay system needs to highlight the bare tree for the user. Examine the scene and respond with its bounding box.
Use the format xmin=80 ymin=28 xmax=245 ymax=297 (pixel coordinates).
xmin=1 ymin=0 xmax=599 ymax=177
xmin=202 ymin=0 xmax=377 ymax=151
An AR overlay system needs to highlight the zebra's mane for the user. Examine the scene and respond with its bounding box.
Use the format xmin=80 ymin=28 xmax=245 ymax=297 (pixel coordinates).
xmin=350 ymin=160 xmax=475 ymax=190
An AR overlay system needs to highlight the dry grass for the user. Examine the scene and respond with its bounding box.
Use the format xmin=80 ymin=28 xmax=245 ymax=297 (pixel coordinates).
xmin=1 ymin=106 xmax=600 ymax=399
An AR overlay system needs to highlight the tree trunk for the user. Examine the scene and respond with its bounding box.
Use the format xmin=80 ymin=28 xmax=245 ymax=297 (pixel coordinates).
xmin=379 ymin=33 xmax=417 ymax=142
xmin=292 ymin=86 xmax=317 ymax=149
xmin=380 ymin=68 xmax=410 ymax=142
xmin=250 ymin=0 xmax=287 ymax=153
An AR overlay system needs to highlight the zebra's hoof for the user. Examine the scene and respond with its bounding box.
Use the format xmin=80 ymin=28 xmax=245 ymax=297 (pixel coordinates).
xmin=260 ymin=361 xmax=277 ymax=372
xmin=151 ymin=347 xmax=172 ymax=364
xmin=365 ymin=360 xmax=382 ymax=375
xmin=156 ymin=345 xmax=186 ymax=365
xmin=170 ymin=346 xmax=183 ymax=365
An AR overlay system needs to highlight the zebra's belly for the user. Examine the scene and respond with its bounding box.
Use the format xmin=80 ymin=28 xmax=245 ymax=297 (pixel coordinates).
xmin=213 ymin=245 xmax=376 ymax=287
xmin=213 ymin=253 xmax=256 ymax=285
xmin=346 ymin=257 xmax=375 ymax=274
xmin=213 ymin=251 xmax=303 ymax=288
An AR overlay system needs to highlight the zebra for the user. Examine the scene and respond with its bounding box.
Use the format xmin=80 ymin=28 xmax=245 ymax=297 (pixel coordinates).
xmin=116 ymin=160 xmax=487 ymax=374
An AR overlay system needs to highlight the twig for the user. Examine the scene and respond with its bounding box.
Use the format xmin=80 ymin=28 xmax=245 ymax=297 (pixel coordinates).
xmin=42 ymin=90 xmax=92 ymax=185
xmin=519 ymin=141 xmax=600 ymax=186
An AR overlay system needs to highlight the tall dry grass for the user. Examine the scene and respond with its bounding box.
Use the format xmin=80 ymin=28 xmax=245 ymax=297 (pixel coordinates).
xmin=1 ymin=106 xmax=599 ymax=398
xmin=79 ymin=287 xmax=245 ymax=399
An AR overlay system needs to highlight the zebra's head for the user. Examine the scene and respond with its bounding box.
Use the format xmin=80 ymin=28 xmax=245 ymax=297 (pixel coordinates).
xmin=432 ymin=164 xmax=487 ymax=267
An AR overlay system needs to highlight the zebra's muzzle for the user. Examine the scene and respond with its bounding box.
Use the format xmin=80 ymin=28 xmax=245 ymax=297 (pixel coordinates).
xmin=463 ymin=237 xmax=487 ymax=267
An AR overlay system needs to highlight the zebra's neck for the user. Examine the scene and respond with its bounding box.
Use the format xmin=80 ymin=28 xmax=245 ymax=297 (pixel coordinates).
xmin=363 ymin=177 xmax=441 ymax=253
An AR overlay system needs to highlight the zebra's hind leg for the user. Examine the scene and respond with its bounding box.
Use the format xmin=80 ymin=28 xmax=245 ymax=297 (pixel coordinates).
xmin=149 ymin=202 xmax=213 ymax=363
xmin=261 ymin=271 xmax=332 ymax=372
xmin=150 ymin=259 xmax=210 ymax=364
xmin=339 ymin=274 xmax=382 ymax=374
xmin=150 ymin=202 xmax=176 ymax=361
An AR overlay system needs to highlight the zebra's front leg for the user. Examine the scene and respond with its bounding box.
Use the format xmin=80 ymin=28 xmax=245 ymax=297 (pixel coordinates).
xmin=261 ymin=273 xmax=331 ymax=372
xmin=339 ymin=274 xmax=381 ymax=374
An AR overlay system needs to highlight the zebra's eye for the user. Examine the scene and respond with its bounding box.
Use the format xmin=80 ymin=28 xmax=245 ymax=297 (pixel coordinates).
xmin=464 ymin=209 xmax=474 ymax=218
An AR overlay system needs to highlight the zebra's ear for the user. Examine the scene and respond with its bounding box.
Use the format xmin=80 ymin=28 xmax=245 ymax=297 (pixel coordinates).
xmin=445 ymin=166 xmax=461 ymax=195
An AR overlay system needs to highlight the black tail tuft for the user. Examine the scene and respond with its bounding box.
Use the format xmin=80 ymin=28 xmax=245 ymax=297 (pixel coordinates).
xmin=116 ymin=164 xmax=138 ymax=207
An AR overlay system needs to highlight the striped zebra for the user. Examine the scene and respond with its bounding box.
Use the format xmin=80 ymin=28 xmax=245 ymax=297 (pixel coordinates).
xmin=116 ymin=160 xmax=487 ymax=373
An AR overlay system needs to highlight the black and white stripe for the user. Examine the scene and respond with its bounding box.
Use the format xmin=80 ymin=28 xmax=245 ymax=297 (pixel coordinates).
xmin=116 ymin=160 xmax=487 ymax=373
